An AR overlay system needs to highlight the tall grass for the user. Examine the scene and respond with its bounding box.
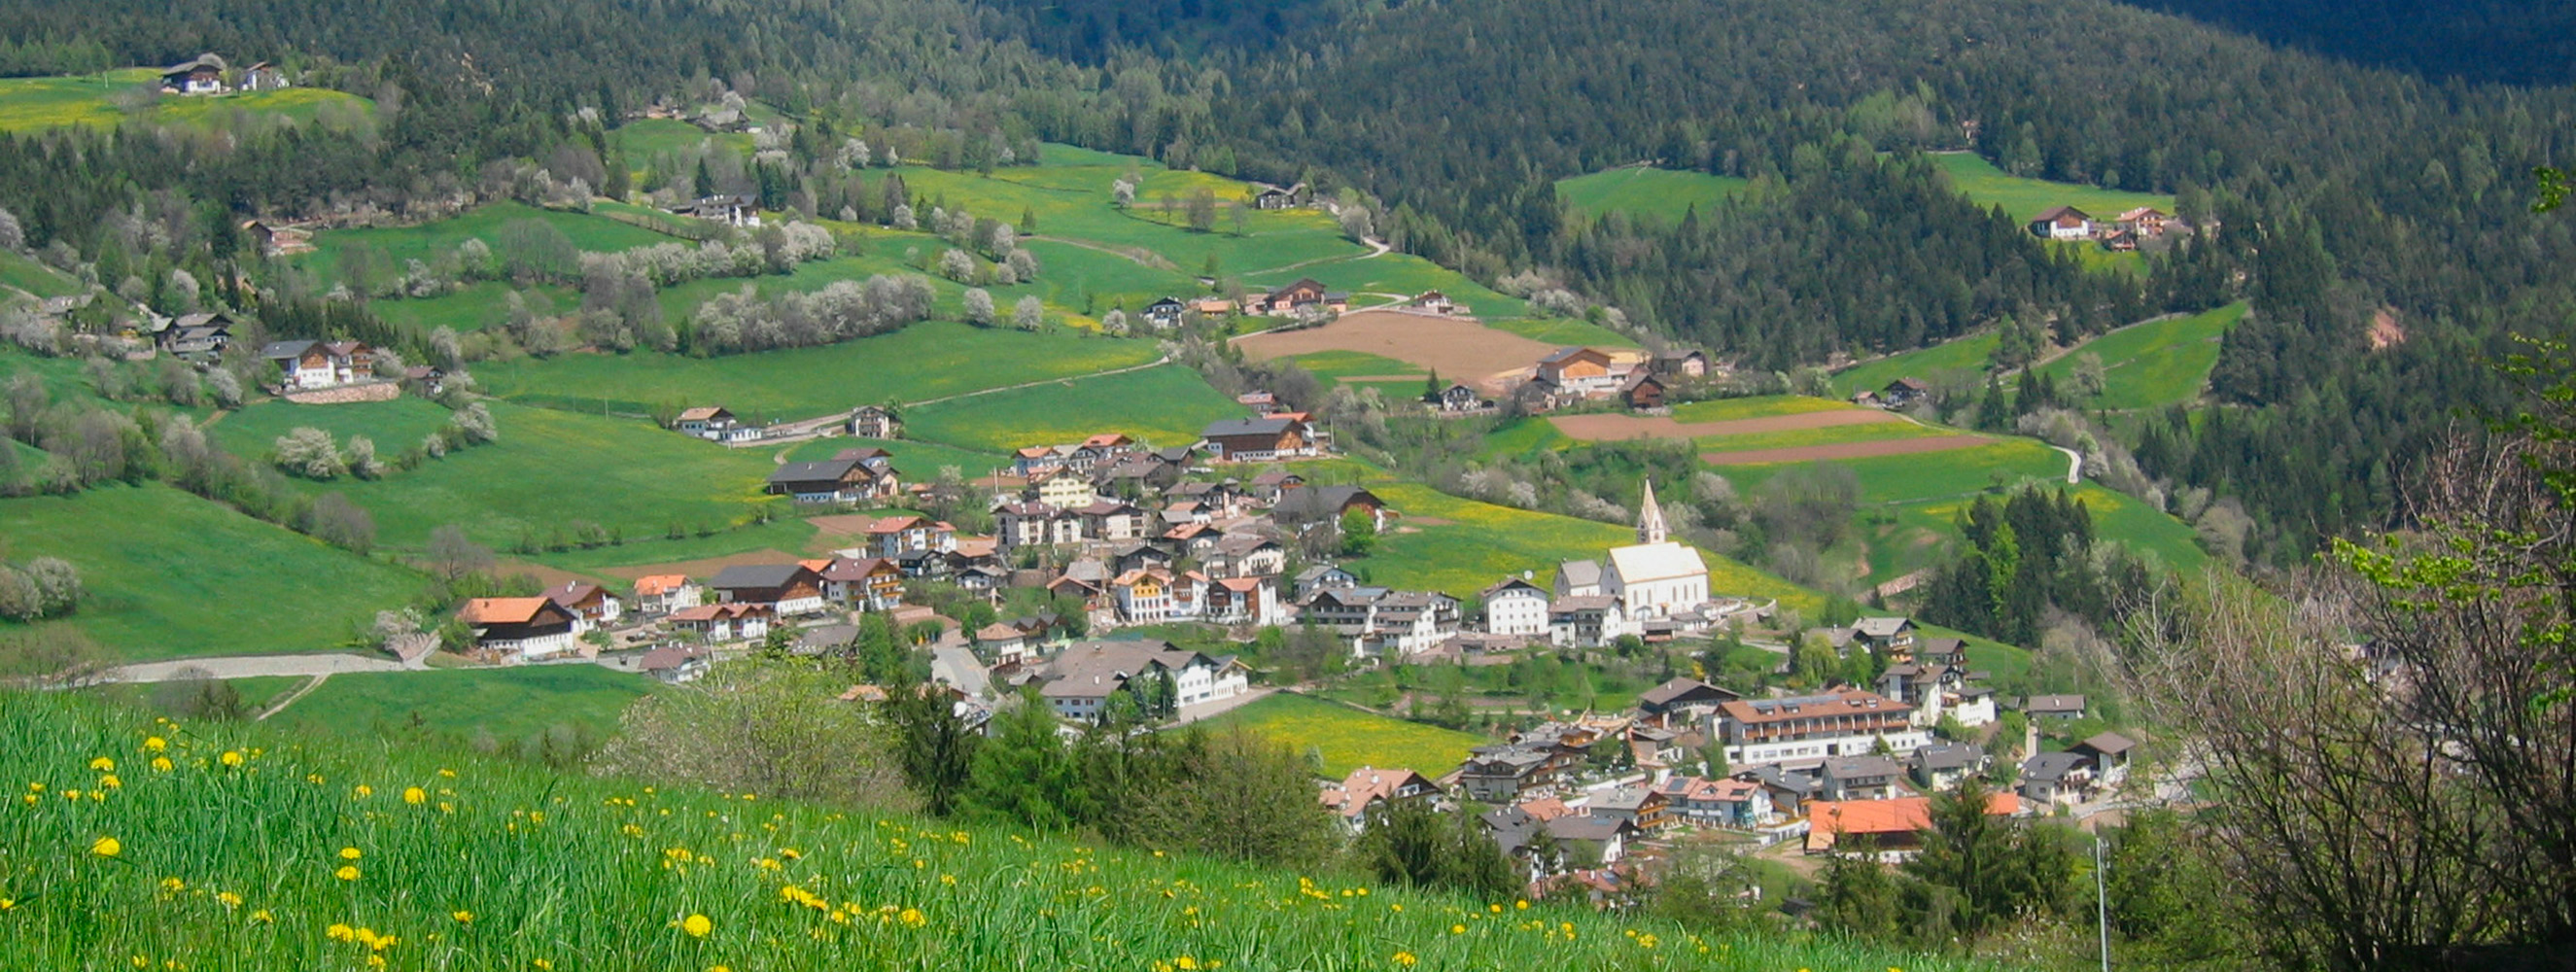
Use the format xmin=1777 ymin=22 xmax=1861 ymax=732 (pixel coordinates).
xmin=0 ymin=690 xmax=1993 ymax=971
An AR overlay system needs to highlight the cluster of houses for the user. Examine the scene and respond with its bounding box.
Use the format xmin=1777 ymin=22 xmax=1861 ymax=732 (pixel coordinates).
xmin=2025 ymin=204 xmax=2199 ymax=252
xmin=1445 ymin=345 xmax=1717 ymax=417
xmin=158 ymin=53 xmax=290 ymax=96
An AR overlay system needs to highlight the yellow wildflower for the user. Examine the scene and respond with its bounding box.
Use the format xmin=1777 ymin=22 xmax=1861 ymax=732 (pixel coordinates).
xmin=158 ymin=878 xmax=186 ymax=894
xmin=353 ymin=784 xmax=372 ymax=798
xmin=99 ymin=775 xmax=121 ymax=789
xmin=92 ymin=836 xmax=123 ymax=858
xmin=452 ymin=911 xmax=474 ymax=924
xmin=150 ymin=757 xmax=172 ymax=773
xmin=249 ymin=910 xmax=273 ymax=924
xmin=1177 ymin=957 xmax=1201 ymax=970
xmin=327 ymin=923 xmax=356 ymax=942
xmin=90 ymin=757 xmax=116 ymax=772
xmin=219 ymin=751 xmax=244 ymax=768
xmin=1392 ymin=952 xmax=1418 ymax=967
xmin=1 ymin=898 xmax=15 ymax=912
xmin=334 ymin=866 xmax=361 ymax=882
xmin=898 ymin=907 xmax=926 ymax=928
xmin=681 ymin=913 xmax=713 ymax=937
xmin=402 ymin=786 xmax=426 ymax=805
xmin=339 ymin=847 xmax=363 ymax=860
xmin=533 ymin=961 xmax=553 ymax=971
xmin=215 ymin=891 xmax=242 ymax=908
xmin=143 ymin=737 xmax=167 ymax=753
xmin=1451 ymin=924 xmax=1466 ymax=935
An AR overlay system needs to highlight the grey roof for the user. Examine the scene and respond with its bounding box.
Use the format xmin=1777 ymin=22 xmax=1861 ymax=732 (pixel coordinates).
xmin=1202 ymin=416 xmax=1297 ymax=438
xmin=1854 ymin=616 xmax=1914 ymax=638
xmin=2023 ymin=694 xmax=2088 ymax=714
xmin=1910 ymin=742 xmax=1986 ymax=773
xmin=259 ymin=339 xmax=318 ymax=359
xmin=1482 ymin=576 xmax=1547 ymax=598
xmin=2021 ymin=751 xmax=2091 ymax=783
xmin=1637 ymin=677 xmax=1733 ymax=709
xmin=2074 ymin=731 xmax=2138 ymax=755
xmin=1546 ymin=816 xmax=1624 ymax=842
xmin=768 ymin=458 xmax=859 ymax=485
xmin=1592 ymin=784 xmax=1658 ymax=813
xmin=930 ymin=645 xmax=992 ymax=698
xmin=1823 ymin=755 xmax=1903 ymax=781
xmin=1556 ymin=560 xmax=1603 ymax=588
xmin=711 ymin=563 xmax=813 ymax=590
xmin=1549 ymin=595 xmax=1619 ymax=613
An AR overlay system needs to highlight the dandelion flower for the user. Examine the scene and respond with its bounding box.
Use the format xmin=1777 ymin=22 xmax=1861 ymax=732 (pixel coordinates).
xmin=92 ymin=836 xmax=123 ymax=858
xmin=99 ymin=775 xmax=121 ymax=789
xmin=1 ymin=898 xmax=16 ymax=912
xmin=219 ymin=751 xmax=245 ymax=768
xmin=249 ymin=910 xmax=273 ymax=924
xmin=1391 ymin=952 xmax=1418 ymax=967
xmin=90 ymin=757 xmax=116 ymax=772
xmin=150 ymin=757 xmax=172 ymax=774
xmin=404 ymin=787 xmax=427 ymax=806
xmin=339 ymin=848 xmax=364 ymax=860
xmin=681 ymin=914 xmax=713 ymax=938
xmin=1451 ymin=924 xmax=1467 ymax=934
xmin=328 ymin=924 xmax=356 ymax=942
xmin=898 ymin=908 xmax=926 ymax=928
xmin=334 ymin=866 xmax=361 ymax=882
xmin=143 ymin=737 xmax=167 ymax=753
xmin=1515 ymin=899 xmax=1529 ymax=910
xmin=215 ymin=891 xmax=242 ymax=909
xmin=452 ymin=911 xmax=474 ymax=924
xmin=353 ymin=785 xmax=373 ymax=798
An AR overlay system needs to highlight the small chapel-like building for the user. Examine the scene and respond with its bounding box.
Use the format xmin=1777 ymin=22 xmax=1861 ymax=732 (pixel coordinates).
xmin=1602 ymin=480 xmax=1710 ymax=620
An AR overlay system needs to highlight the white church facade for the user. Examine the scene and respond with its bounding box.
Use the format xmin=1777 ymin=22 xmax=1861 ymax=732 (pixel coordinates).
xmin=1600 ymin=480 xmax=1711 ymax=619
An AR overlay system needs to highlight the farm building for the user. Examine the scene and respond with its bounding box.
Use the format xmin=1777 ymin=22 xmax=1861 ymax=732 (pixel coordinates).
xmin=1143 ymin=296 xmax=1187 ymax=329
xmin=1200 ymin=415 xmax=1319 ymax=462
xmin=456 ymin=597 xmax=580 ymax=660
xmin=1423 ymin=383 xmax=1488 ymax=413
xmin=161 ymin=53 xmax=228 ymax=94
xmin=849 ymin=404 xmax=899 ymax=439
xmin=1533 ymin=347 xmax=1625 ymax=396
xmin=259 ymin=340 xmax=374 ymax=390
xmin=2028 ymin=205 xmax=2093 ymax=240
xmin=764 ymin=453 xmax=902 ymax=503
xmin=710 ymin=564 xmax=828 ymax=616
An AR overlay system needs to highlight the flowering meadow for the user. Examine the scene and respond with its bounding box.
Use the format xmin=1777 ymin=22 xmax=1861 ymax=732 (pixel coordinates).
xmin=0 ymin=692 xmax=1993 ymax=971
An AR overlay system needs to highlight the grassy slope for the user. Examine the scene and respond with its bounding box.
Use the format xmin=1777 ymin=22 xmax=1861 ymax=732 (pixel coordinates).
xmin=1712 ymin=436 xmax=2070 ymax=507
xmin=0 ymin=250 xmax=82 ymax=297
xmin=1670 ymin=395 xmax=1857 ymax=423
xmin=267 ymin=665 xmax=656 ymax=745
xmin=366 ymin=282 xmax=575 ymax=333
xmin=298 ymin=201 xmax=674 ymax=285
xmin=475 ymin=323 xmax=1163 ymax=419
xmin=208 ymin=397 xmax=459 ymax=462
xmin=1201 ymin=692 xmax=1484 ymax=778
xmin=0 ymin=691 xmax=1986 ymax=972
xmin=781 ymin=437 xmax=1011 ymax=478
xmin=1930 ymin=152 xmax=2175 ymax=224
xmin=1832 ymin=330 xmax=2002 ymax=396
xmin=1480 ymin=316 xmax=1636 ymax=348
xmin=0 ymin=69 xmax=370 ymax=132
xmin=2035 ymin=302 xmax=2248 ymax=411
xmin=1555 ymin=167 xmax=1749 ymax=225
xmin=903 ymin=364 xmax=1242 ymax=453
xmin=0 ymin=484 xmax=423 ymax=661
xmin=1355 ymin=481 xmax=1821 ymax=613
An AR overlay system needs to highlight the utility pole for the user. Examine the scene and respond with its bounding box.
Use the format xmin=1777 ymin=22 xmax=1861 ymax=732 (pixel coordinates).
xmin=2095 ymin=829 xmax=2110 ymax=972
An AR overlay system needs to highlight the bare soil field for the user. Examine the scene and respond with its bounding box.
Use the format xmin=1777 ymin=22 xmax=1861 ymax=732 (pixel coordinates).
xmin=596 ymin=549 xmax=807 ymax=581
xmin=1551 ymin=408 xmax=1899 ymax=441
xmin=1701 ymin=434 xmax=1990 ymax=466
xmin=1235 ymin=310 xmax=1558 ymax=390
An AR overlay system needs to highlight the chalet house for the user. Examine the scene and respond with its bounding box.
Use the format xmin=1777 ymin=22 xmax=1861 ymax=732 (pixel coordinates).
xmin=1878 ymin=378 xmax=1932 ymax=409
xmin=2068 ymin=732 xmax=2137 ymax=788
xmin=1548 ymin=596 xmax=1628 ymax=648
xmin=819 ymin=557 xmax=904 ymax=611
xmin=1318 ymin=766 xmax=1439 ymax=833
xmin=1618 ymin=371 xmax=1667 ymax=410
xmin=2029 ymin=205 xmax=2093 ymax=240
xmin=2021 ymin=694 xmax=2088 ymax=720
xmin=1354 ymin=590 xmax=1461 ymax=657
xmin=1651 ymin=349 xmax=1712 ymax=379
xmin=1480 ymin=577 xmax=1551 ymax=636
xmin=1633 ymin=676 xmax=1740 ymax=728
xmin=764 ymin=454 xmax=901 ymax=504
xmin=1909 ymin=742 xmax=1990 ymax=792
xmin=1193 ymin=297 xmax=1238 ymax=318
xmin=2019 ymin=751 xmax=2096 ymax=806
xmin=1423 ymin=383 xmax=1489 ymax=414
xmin=1031 ymin=471 xmax=1099 ymax=509
xmin=2115 ymin=206 xmax=2171 ymax=238
xmin=866 ymin=514 xmax=956 ymax=559
xmin=630 ymin=574 xmax=703 ymax=615
xmin=849 ymin=405 xmax=899 ymax=439
xmin=1853 ymin=618 xmax=1922 ymax=658
xmin=1820 ymin=755 xmax=1906 ymax=801
xmin=994 ymin=501 xmax=1086 ymax=549
xmin=678 ymin=193 xmax=760 ymax=227
xmin=668 ymin=603 xmax=773 ymax=643
xmin=1410 ymin=291 xmax=1465 ymax=315
xmin=1294 ymin=564 xmax=1357 ymax=598
xmin=1534 ymin=347 xmax=1625 ymax=397
xmin=241 ymin=61 xmax=290 ymax=91
xmin=260 ymin=340 xmax=374 ymax=390
xmin=1554 ymin=559 xmax=1604 ymax=599
xmin=1205 ymin=575 xmax=1285 ymax=626
xmin=1589 ymin=784 xmax=1676 ymax=835
xmin=710 ymin=563 xmax=827 ymax=616
xmin=161 ymin=53 xmax=228 ymax=94
xmin=1111 ymin=568 xmax=1179 ymax=624
xmin=1257 ymin=278 xmax=1346 ymax=316
xmin=1459 ymin=747 xmax=1561 ymax=802
xmin=1271 ymin=484 xmax=1386 ymax=532
xmin=1252 ymin=185 xmax=1305 ymax=210
xmin=674 ymin=406 xmax=743 ymax=440
xmin=541 ymin=582 xmax=623 ymax=630
xmin=1806 ymin=793 xmax=2019 ymax=858
xmin=1200 ymin=415 xmax=1317 ymax=462
xmin=1143 ymin=296 xmax=1187 ymax=330
xmin=1658 ymin=776 xmax=1774 ymax=828
xmin=1918 ymin=637 xmax=1968 ymax=668
xmin=1208 ymin=533 xmax=1286 ymax=578
xmin=1246 ymin=469 xmax=1305 ymax=503
xmin=156 ymin=312 xmax=233 ymax=361
xmin=1036 ymin=641 xmax=1249 ymax=721
xmin=1715 ymin=687 xmax=1929 ymax=768
xmin=971 ymin=622 xmax=1030 ymax=665
xmin=457 ymin=597 xmax=580 ymax=660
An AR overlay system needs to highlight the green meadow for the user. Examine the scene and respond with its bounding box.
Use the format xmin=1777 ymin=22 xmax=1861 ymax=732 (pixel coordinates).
xmin=298 ymin=201 xmax=675 ymax=286
xmin=0 ymin=250 xmax=83 ymax=298
xmin=1482 ymin=315 xmax=1638 ymax=348
xmin=1711 ymin=435 xmax=2070 ymax=506
xmin=2036 ymin=302 xmax=2247 ymax=411
xmin=1241 ymin=252 xmax=1530 ymax=316
xmin=267 ymin=664 xmax=659 ymax=746
xmin=207 ymin=397 xmax=460 ymax=462
xmin=1477 ymin=416 xmax=1576 ymax=460
xmin=1284 ymin=350 xmax=1429 ymax=399
xmin=1929 ymin=152 xmax=2175 ymax=225
xmin=365 ymin=282 xmax=575 ymax=333
xmin=1555 ymin=166 xmax=1749 ymax=225
xmin=475 ymin=322 xmax=1164 ymax=420
xmin=902 ymin=364 xmax=1240 ymax=453
xmin=1669 ymin=395 xmax=1853 ymax=423
xmin=0 ymin=690 xmax=1991 ymax=972
xmin=0 ymin=484 xmax=425 ymax=661
xmin=1200 ymin=692 xmax=1485 ymax=779
xmin=1832 ymin=330 xmax=2002 ymax=396
xmin=781 ymin=436 xmax=1012 ymax=478
xmin=0 ymin=68 xmax=371 ymax=132
xmin=1688 ymin=417 xmax=1951 ymax=453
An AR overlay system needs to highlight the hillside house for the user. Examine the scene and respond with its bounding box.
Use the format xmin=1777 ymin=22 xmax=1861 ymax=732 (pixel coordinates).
xmin=161 ymin=53 xmax=228 ymax=94
xmin=674 ymin=406 xmax=760 ymax=442
xmin=1634 ymin=677 xmax=1740 ymax=728
xmin=1659 ymin=776 xmax=1774 ymax=828
xmin=1548 ymin=596 xmax=1629 ymax=648
xmin=1459 ymin=748 xmax=1561 ymax=803
xmin=1716 ymin=687 xmax=1929 ymax=767
xmin=865 ymin=515 xmax=956 ymax=559
xmin=2068 ymin=732 xmax=2137 ymax=788
xmin=2029 ymin=205 xmax=2093 ymax=240
xmin=1618 ymin=371 xmax=1667 ymax=410
xmin=1480 ymin=577 xmax=1551 ymax=636
xmin=1651 ymin=349 xmax=1712 ymax=378
xmin=1036 ymin=641 xmax=1249 ymax=721
xmin=241 ymin=61 xmax=289 ymax=91
xmin=1805 ymin=793 xmax=2019 ymax=857
xmin=457 ymin=597 xmax=580 ymax=660
xmin=1820 ymin=755 xmax=1906 ymax=801
xmin=1318 ymin=767 xmax=1439 ymax=833
xmin=1554 ymin=560 xmax=1604 ymax=599
xmin=2115 ymin=206 xmax=2171 ymax=238
xmin=1588 ymin=784 xmax=1676 ymax=835
xmin=710 ymin=563 xmax=827 ymax=616
xmin=638 ymin=645 xmax=712 ymax=683
xmin=819 ymin=557 xmax=905 ymax=610
xmin=1208 ymin=533 xmax=1287 ymax=578
xmin=667 ymin=603 xmax=773 ymax=643
xmin=1111 ymin=568 xmax=1179 ymax=624
xmin=1193 ymin=297 xmax=1238 ymax=318
xmin=1256 ymin=278 xmax=1346 ymax=316
xmin=971 ymin=623 xmax=1029 ymax=665
xmin=849 ymin=405 xmax=899 ymax=439
xmin=2019 ymin=751 xmax=2097 ymax=806
xmin=1294 ymin=564 xmax=1358 ymax=599
xmin=1252 ymin=185 xmax=1305 ymax=210
xmin=1908 ymin=742 xmax=1990 ymax=792
xmin=630 ymin=574 xmax=703 ymax=615
xmin=260 ymin=340 xmax=374 ymax=390
xmin=1353 ymin=591 xmax=1461 ymax=658
xmin=2021 ymin=694 xmax=2088 ymax=720
xmin=1271 ymin=484 xmax=1386 ymax=532
xmin=1878 ymin=378 xmax=1932 ymax=409
xmin=1200 ymin=415 xmax=1318 ymax=462
xmin=1143 ymin=296 xmax=1186 ymax=330
xmin=678 ymin=193 xmax=761 ymax=227
xmin=1533 ymin=347 xmax=1625 ymax=397
xmin=155 ymin=312 xmax=234 ymax=361
xmin=541 ymin=582 xmax=623 ymax=630
xmin=1410 ymin=291 xmax=1466 ymax=315
xmin=1204 ymin=575 xmax=1285 ymax=626
xmin=765 ymin=453 xmax=900 ymax=504
xmin=1423 ymin=382 xmax=1488 ymax=414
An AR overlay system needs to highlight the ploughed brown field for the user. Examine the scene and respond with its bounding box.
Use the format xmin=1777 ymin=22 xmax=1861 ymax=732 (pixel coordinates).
xmin=1233 ymin=309 xmax=1558 ymax=390
xmin=1700 ymin=434 xmax=1992 ymax=466
xmin=1548 ymin=408 xmax=1900 ymax=441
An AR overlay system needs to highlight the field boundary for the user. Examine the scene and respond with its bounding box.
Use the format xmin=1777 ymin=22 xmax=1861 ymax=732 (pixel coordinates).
xmin=1701 ymin=434 xmax=1990 ymax=466
xmin=1550 ymin=408 xmax=1899 ymax=442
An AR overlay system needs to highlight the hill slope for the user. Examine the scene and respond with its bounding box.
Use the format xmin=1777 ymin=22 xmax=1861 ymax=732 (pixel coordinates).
xmin=0 ymin=691 xmax=1989 ymax=971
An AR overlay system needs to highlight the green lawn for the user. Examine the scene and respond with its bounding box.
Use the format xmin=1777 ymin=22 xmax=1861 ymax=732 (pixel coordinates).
xmin=1555 ymin=166 xmax=1749 ymax=225
xmin=1930 ymin=153 xmax=2176 ymax=225
xmin=779 ymin=436 xmax=1011 ymax=478
xmin=1688 ymin=417 xmax=1951 ymax=453
xmin=524 ymin=516 xmax=824 ymax=574
xmin=0 ymin=250 xmax=82 ymax=297
xmin=2072 ymin=483 xmax=2209 ymax=572
xmin=1284 ymin=349 xmax=1426 ymax=391
xmin=610 ymin=118 xmax=753 ymax=175
xmin=252 ymin=401 xmax=781 ymax=552
xmin=207 ymin=397 xmax=460 ymax=463
xmin=1713 ymin=436 xmax=2071 ymax=507
xmin=84 ymin=674 xmax=309 ymax=717
xmin=366 ymin=282 xmax=575 ymax=333
xmin=1669 ymin=395 xmax=1854 ymax=423
xmin=1199 ymin=692 xmax=1487 ymax=778
xmin=1832 ymin=330 xmax=2002 ymax=397
xmin=476 ymin=322 xmax=1164 ymax=420
xmin=1476 ymin=417 xmax=1575 ymax=461
xmin=265 ymin=664 xmax=657 ymax=746
xmin=1353 ymin=481 xmax=1821 ymax=613
xmin=2036 ymin=302 xmax=2247 ymax=411
xmin=298 ymin=201 xmax=676 ymax=287
xmin=0 ymin=69 xmax=371 ymax=132
xmin=0 ymin=483 xmax=426 ymax=661
xmin=1478 ymin=315 xmax=1635 ymax=347
xmin=902 ymin=364 xmax=1240 ymax=453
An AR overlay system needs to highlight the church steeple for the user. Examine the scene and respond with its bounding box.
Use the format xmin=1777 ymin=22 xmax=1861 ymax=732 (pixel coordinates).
xmin=1638 ymin=478 xmax=1668 ymax=544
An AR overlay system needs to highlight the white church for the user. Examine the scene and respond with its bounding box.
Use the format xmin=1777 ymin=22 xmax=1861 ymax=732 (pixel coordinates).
xmin=1603 ymin=480 xmax=1710 ymax=618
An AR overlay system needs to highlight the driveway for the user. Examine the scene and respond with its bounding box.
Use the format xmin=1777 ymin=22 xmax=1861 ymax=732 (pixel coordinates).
xmin=1167 ymin=686 xmax=1276 ymax=727
xmin=102 ymin=653 xmax=408 ymax=683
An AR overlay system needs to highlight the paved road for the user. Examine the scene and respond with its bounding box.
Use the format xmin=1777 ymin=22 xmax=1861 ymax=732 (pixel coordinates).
xmin=1166 ymin=686 xmax=1276 ymax=727
xmin=103 ymin=653 xmax=407 ymax=683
